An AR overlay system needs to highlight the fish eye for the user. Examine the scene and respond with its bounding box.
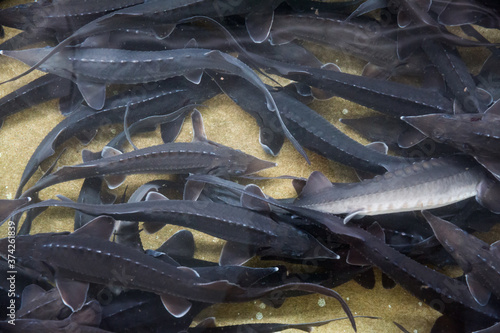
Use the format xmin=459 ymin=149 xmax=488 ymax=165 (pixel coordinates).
xmin=462 ymin=143 xmax=473 ymax=153
xmin=432 ymin=128 xmax=444 ymax=141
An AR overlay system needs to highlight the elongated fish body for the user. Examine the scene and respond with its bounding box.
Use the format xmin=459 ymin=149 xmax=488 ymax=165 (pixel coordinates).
xmin=15 ymin=77 xmax=220 ymax=198
xmin=294 ymin=156 xmax=484 ymax=219
xmin=1 ymin=47 xmax=276 ymax=112
xmin=0 ymin=217 xmax=354 ymax=326
xmin=403 ymin=103 xmax=500 ymax=180
xmin=215 ymin=74 xmax=412 ymax=173
xmin=186 ymin=177 xmax=500 ymax=328
xmin=0 ymin=75 xmax=75 ymax=122
xmin=8 ymin=197 xmax=338 ymax=263
xmin=403 ymin=112 xmax=500 ymax=156
xmin=22 ymin=141 xmax=274 ymax=198
xmin=18 ymin=109 xmax=275 ymax=198
xmin=0 ymin=0 xmax=144 ymax=32
xmin=247 ymin=51 xmax=453 ymax=117
xmin=423 ymin=212 xmax=500 ymax=306
xmin=270 ymin=14 xmax=408 ymax=73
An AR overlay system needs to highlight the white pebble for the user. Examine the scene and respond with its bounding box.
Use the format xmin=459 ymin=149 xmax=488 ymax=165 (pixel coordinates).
xmin=342 ymin=109 xmax=349 ymax=115
xmin=318 ymin=298 xmax=326 ymax=307
xmin=259 ymin=303 xmax=266 ymax=310
xmin=256 ymin=312 xmax=263 ymax=320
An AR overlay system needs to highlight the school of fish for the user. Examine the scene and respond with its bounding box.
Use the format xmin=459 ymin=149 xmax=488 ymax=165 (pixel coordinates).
xmin=0 ymin=0 xmax=500 ymax=332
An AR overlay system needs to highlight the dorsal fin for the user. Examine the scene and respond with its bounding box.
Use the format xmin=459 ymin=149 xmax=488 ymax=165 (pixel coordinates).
xmin=347 ymin=247 xmax=371 ymax=266
xmin=177 ymin=266 xmax=200 ymax=278
xmin=72 ymin=215 xmax=115 ymax=240
xmin=191 ymin=109 xmax=207 ymax=142
xmin=157 ymin=230 xmax=196 ymax=259
xmin=310 ymin=63 xmax=340 ymax=100
xmin=240 ymin=184 xmax=270 ymax=212
xmin=298 ymin=171 xmax=333 ymax=199
xmin=219 ymin=242 xmax=257 ymax=266
xmin=362 ymin=62 xmax=391 ymax=80
xmin=184 ymin=38 xmax=199 ymax=49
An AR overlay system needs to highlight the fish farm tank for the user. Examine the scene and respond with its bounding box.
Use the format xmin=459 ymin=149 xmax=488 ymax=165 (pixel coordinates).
xmin=0 ymin=0 xmax=500 ymax=332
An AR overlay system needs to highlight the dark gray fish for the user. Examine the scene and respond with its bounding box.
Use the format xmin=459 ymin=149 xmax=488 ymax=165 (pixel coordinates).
xmin=20 ymin=110 xmax=275 ymax=199
xmin=0 ymin=75 xmax=79 ymax=124
xmin=402 ymin=101 xmax=500 ymax=182
xmin=0 ymin=0 xmax=144 ymax=33
xmin=269 ymin=13 xmax=422 ymax=78
xmin=422 ymin=211 xmax=500 ymax=306
xmin=7 ymin=193 xmax=339 ymax=265
xmin=0 ymin=300 xmax=107 ymax=333
xmin=293 ymin=155 xmax=488 ymax=222
xmin=421 ymin=39 xmax=491 ymax=113
xmin=0 ymin=47 xmax=274 ymax=111
xmin=339 ymin=115 xmax=458 ymax=158
xmin=185 ymin=174 xmax=500 ymax=329
xmin=435 ymin=0 xmax=500 ymax=28
xmin=187 ymin=316 xmax=374 ymax=333
xmin=214 ymin=74 xmax=412 ymax=173
xmin=2 ymin=46 xmax=307 ymax=160
xmin=0 ymin=216 xmax=355 ymax=328
xmin=16 ymin=285 xmax=69 ymax=321
xmin=14 ymin=76 xmax=219 ymax=199
xmin=246 ymin=51 xmax=454 ymax=117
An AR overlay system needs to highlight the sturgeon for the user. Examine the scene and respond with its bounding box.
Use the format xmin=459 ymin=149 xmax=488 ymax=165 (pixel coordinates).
xmin=20 ymin=110 xmax=275 ymax=199
xmin=5 ymin=193 xmax=339 ymax=265
xmin=292 ymin=155 xmax=490 ymax=222
xmin=0 ymin=216 xmax=355 ymax=328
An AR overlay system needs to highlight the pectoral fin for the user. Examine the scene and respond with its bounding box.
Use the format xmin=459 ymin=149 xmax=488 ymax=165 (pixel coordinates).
xmin=160 ymin=294 xmax=192 ymax=318
xmin=466 ymin=273 xmax=491 ymax=306
xmin=240 ymin=184 xmax=270 ymax=212
xmin=76 ymin=79 xmax=106 ymax=110
xmin=475 ymin=156 xmax=500 ymax=182
xmin=347 ymin=247 xmax=371 ymax=266
xmin=184 ymin=70 xmax=204 ymax=85
xmin=104 ymin=175 xmax=127 ymax=190
xmin=476 ymin=177 xmax=500 ymax=213
xmin=245 ymin=7 xmax=274 ymax=43
xmin=56 ymin=276 xmax=89 ymax=312
xmin=219 ymin=241 xmax=257 ymax=266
